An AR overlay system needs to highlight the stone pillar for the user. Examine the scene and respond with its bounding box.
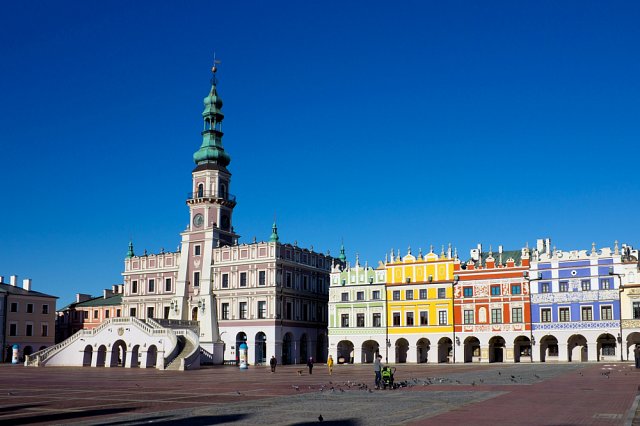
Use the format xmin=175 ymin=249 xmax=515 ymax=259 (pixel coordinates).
xmin=125 ymin=350 xmax=134 ymax=368
xmin=406 ymin=344 xmax=417 ymax=364
xmin=558 ymin=343 xmax=569 ymax=362
xmin=91 ymin=348 xmax=99 ymax=367
xmin=156 ymin=351 xmax=165 ymax=370
xmin=531 ymin=343 xmax=541 ymax=362
xmin=105 ymin=350 xmax=113 ymax=367
xmin=505 ymin=345 xmax=514 ymax=363
xmin=480 ymin=345 xmax=490 ymax=363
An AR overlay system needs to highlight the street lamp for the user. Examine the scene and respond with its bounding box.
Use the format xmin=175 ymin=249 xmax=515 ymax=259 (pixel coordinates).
xmin=523 ymin=271 xmax=542 ymax=362
xmin=609 ymin=266 xmax=625 ymax=362
xmin=451 ymin=274 xmax=459 ymax=363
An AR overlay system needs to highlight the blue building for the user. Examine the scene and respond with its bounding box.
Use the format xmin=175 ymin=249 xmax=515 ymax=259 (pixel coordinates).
xmin=529 ymin=239 xmax=622 ymax=362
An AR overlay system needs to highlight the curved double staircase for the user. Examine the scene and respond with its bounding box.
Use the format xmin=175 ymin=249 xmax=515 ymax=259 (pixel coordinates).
xmin=25 ymin=317 xmax=200 ymax=370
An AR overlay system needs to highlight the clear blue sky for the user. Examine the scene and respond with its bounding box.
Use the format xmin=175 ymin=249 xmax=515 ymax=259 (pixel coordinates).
xmin=1 ymin=1 xmax=639 ymax=306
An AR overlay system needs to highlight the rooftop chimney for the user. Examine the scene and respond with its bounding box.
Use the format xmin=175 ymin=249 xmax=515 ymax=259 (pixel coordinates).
xmin=0 ymin=276 xmax=4 ymax=284
xmin=103 ymin=288 xmax=114 ymax=299
xmin=76 ymin=293 xmax=92 ymax=303
xmin=23 ymin=279 xmax=32 ymax=291
xmin=10 ymin=275 xmax=17 ymax=286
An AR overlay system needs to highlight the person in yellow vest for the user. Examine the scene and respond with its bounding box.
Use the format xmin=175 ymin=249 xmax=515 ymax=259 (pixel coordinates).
xmin=327 ymin=355 xmax=334 ymax=375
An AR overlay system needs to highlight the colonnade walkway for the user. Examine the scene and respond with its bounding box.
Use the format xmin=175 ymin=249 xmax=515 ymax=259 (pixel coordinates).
xmin=0 ymin=361 xmax=639 ymax=425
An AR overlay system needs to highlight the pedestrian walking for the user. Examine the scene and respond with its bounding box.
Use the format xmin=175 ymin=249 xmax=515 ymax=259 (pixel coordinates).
xmin=373 ymin=354 xmax=383 ymax=389
xmin=634 ymin=345 xmax=640 ymax=369
xmin=327 ymin=355 xmax=334 ymax=375
xmin=270 ymin=355 xmax=277 ymax=373
xmin=307 ymin=357 xmax=314 ymax=374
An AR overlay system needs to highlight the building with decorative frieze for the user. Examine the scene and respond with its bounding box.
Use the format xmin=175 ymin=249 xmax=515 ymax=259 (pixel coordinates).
xmin=212 ymin=228 xmax=333 ymax=366
xmin=453 ymin=245 xmax=531 ymax=363
xmin=528 ymin=239 xmax=625 ymax=362
xmin=385 ymin=246 xmax=457 ymax=364
xmin=26 ymin=64 xmax=335 ymax=369
xmin=328 ymin=252 xmax=387 ymax=364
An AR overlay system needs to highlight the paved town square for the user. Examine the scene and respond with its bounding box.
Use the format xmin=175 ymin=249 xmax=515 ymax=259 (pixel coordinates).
xmin=1 ymin=362 xmax=639 ymax=425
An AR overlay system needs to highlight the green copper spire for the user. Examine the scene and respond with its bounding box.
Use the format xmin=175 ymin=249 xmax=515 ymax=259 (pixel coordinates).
xmin=193 ymin=61 xmax=231 ymax=167
xmin=338 ymin=241 xmax=347 ymax=262
xmin=126 ymin=241 xmax=135 ymax=258
xmin=269 ymin=222 xmax=279 ymax=242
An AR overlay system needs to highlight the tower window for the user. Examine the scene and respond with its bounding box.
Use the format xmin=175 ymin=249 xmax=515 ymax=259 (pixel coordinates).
xmin=197 ymin=184 xmax=204 ymax=198
xmin=193 ymin=272 xmax=200 ymax=287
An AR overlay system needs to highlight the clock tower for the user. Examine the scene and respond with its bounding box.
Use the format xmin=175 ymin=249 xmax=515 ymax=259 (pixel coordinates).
xmin=171 ymin=64 xmax=236 ymax=359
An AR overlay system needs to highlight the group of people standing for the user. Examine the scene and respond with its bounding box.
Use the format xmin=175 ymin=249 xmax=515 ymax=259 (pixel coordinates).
xmin=269 ymin=355 xmax=335 ymax=375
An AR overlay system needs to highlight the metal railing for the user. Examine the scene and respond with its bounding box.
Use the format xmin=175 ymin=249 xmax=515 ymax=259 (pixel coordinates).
xmin=187 ymin=190 xmax=236 ymax=203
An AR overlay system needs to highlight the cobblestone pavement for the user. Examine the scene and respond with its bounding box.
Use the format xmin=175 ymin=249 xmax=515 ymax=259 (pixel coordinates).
xmin=0 ymin=362 xmax=638 ymax=425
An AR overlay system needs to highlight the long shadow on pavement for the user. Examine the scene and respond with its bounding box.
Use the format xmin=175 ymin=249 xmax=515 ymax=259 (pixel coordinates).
xmin=4 ymin=407 xmax=137 ymax=425
xmin=0 ymin=404 xmax=43 ymax=414
xmin=104 ymin=413 xmax=248 ymax=425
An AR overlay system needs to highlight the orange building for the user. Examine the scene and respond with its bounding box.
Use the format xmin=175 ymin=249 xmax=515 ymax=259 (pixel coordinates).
xmin=453 ymin=245 xmax=531 ymax=363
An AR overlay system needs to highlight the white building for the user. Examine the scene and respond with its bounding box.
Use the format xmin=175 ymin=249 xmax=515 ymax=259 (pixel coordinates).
xmin=26 ymin=65 xmax=334 ymax=369
xmin=328 ymin=254 xmax=387 ymax=364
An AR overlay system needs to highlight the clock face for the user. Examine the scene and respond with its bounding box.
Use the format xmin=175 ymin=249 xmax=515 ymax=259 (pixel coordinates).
xmin=193 ymin=213 xmax=204 ymax=228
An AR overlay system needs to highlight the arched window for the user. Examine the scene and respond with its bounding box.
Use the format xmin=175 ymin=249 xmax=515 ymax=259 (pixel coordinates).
xmin=197 ymin=184 xmax=204 ymax=198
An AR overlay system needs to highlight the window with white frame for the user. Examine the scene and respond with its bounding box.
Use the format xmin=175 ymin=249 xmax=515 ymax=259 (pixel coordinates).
xmin=420 ymin=311 xmax=429 ymax=325
xmin=559 ymin=307 xmax=570 ymax=322
xmin=559 ymin=281 xmax=569 ymax=292
xmin=581 ymin=279 xmax=590 ymax=291
xmin=464 ymin=309 xmax=474 ymax=324
xmin=581 ymin=306 xmax=593 ymax=321
xmin=341 ymin=314 xmax=349 ymax=327
xmin=373 ymin=313 xmax=381 ymax=327
xmin=541 ymin=308 xmax=552 ymax=322
xmin=600 ymin=278 xmax=612 ymax=290
xmin=239 ymin=302 xmax=247 ymax=319
xmin=258 ymin=301 xmax=266 ymax=319
xmin=438 ymin=310 xmax=447 ymax=325
xmin=600 ymin=305 xmax=613 ymax=320
xmin=406 ymin=312 xmax=414 ymax=326
xmin=512 ymin=307 xmax=523 ymax=323
xmin=491 ymin=308 xmax=502 ymax=324
xmin=221 ymin=303 xmax=229 ymax=320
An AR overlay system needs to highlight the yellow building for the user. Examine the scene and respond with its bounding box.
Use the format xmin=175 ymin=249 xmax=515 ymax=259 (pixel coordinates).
xmin=385 ymin=247 xmax=456 ymax=364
